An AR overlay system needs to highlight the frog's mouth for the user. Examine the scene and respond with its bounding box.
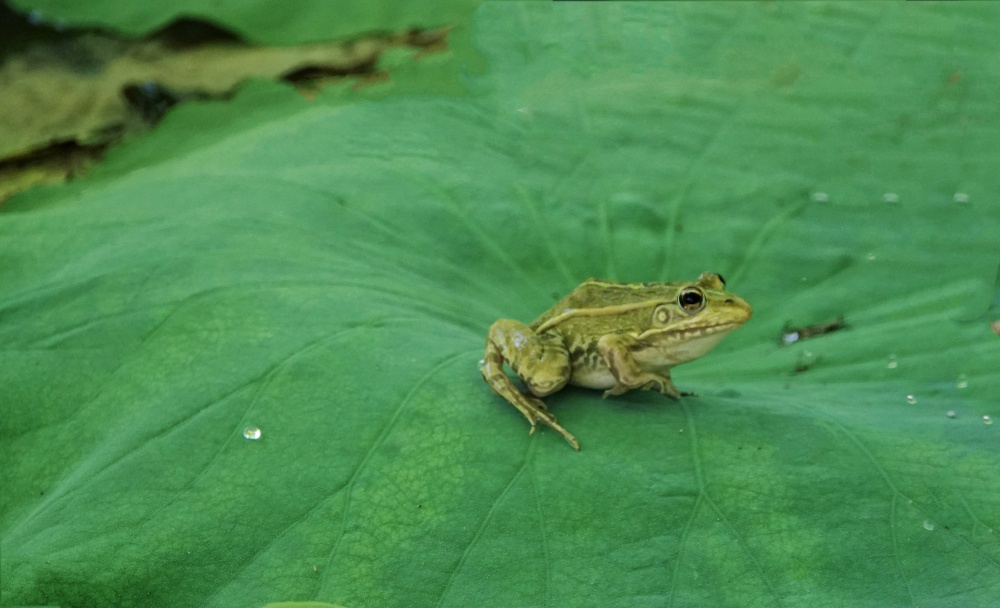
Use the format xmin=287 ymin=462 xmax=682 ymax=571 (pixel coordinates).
xmin=637 ymin=319 xmax=743 ymax=342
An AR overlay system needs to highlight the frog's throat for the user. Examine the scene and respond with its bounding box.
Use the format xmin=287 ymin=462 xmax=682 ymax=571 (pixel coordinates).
xmin=534 ymin=300 xmax=670 ymax=334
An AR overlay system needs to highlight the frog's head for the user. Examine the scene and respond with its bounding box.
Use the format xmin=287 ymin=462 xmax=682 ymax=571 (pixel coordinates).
xmin=635 ymin=272 xmax=752 ymax=363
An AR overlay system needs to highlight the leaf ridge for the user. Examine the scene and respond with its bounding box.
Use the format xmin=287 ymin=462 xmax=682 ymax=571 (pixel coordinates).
xmin=316 ymin=350 xmax=475 ymax=599
xmin=434 ymin=444 xmax=534 ymax=608
xmin=682 ymin=402 xmax=784 ymax=606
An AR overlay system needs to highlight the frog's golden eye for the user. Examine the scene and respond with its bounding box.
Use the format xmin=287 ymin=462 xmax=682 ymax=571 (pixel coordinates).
xmin=678 ymin=288 xmax=705 ymax=313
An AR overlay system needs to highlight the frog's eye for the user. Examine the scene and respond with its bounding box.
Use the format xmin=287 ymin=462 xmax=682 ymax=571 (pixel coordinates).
xmin=678 ymin=288 xmax=705 ymax=313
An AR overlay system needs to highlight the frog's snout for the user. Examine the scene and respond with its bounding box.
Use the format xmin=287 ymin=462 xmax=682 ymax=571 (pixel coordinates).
xmin=725 ymin=296 xmax=753 ymax=320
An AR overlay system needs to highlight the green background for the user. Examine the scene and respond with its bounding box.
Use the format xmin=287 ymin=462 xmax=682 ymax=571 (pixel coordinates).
xmin=3 ymin=2 xmax=999 ymax=607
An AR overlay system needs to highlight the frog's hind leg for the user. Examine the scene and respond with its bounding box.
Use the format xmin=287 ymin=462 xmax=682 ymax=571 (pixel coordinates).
xmin=482 ymin=319 xmax=578 ymax=450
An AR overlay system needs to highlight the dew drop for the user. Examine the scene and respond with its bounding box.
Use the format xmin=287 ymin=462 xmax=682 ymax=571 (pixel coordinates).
xmin=922 ymin=520 xmax=935 ymax=531
xmin=953 ymin=192 xmax=969 ymax=203
xmin=478 ymin=358 xmax=485 ymax=369
xmin=243 ymin=426 xmax=262 ymax=440
xmin=865 ymin=252 xmax=877 ymax=261
xmin=946 ymin=410 xmax=957 ymax=419
xmin=810 ymin=192 xmax=829 ymax=203
xmin=956 ymin=374 xmax=968 ymax=389
xmin=782 ymin=330 xmax=800 ymax=346
xmin=886 ymin=355 xmax=898 ymax=369
xmin=882 ymin=192 xmax=899 ymax=203
xmin=984 ymin=416 xmax=993 ymax=426
xmin=906 ymin=394 xmax=917 ymax=405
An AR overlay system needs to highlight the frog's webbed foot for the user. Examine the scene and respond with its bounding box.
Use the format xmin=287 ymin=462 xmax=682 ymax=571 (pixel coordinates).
xmin=508 ymin=392 xmax=580 ymax=451
xmin=644 ymin=377 xmax=683 ymax=400
xmin=601 ymin=373 xmax=681 ymax=400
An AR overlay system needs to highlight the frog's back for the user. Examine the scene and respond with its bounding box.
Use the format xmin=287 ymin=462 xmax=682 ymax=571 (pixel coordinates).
xmin=529 ymin=279 xmax=679 ymax=330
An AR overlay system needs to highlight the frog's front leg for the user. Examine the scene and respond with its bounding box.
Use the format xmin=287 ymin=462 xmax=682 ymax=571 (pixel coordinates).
xmin=597 ymin=333 xmax=683 ymax=399
xmin=482 ymin=319 xmax=578 ymax=449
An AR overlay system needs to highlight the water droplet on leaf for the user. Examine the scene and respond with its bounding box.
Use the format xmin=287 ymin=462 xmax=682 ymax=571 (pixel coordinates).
xmin=886 ymin=355 xmax=898 ymax=369
xmin=906 ymin=394 xmax=917 ymax=405
xmin=956 ymin=374 xmax=968 ymax=389
xmin=243 ymin=426 xmax=262 ymax=440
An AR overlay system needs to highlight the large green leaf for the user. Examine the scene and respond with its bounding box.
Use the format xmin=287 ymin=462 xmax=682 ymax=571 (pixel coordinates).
xmin=3 ymin=2 xmax=1000 ymax=607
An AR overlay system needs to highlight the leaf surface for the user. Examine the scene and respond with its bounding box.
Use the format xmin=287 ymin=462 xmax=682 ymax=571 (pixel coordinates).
xmin=3 ymin=3 xmax=1000 ymax=608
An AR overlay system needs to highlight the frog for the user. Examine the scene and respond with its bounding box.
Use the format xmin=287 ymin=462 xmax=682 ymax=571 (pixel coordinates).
xmin=480 ymin=272 xmax=752 ymax=450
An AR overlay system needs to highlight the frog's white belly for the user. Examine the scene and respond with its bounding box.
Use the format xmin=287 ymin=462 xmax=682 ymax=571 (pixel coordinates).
xmin=570 ymin=366 xmax=616 ymax=390
xmin=568 ymin=332 xmax=729 ymax=390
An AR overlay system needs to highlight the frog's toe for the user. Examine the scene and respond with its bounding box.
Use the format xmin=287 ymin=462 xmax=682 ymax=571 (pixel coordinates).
xmin=640 ymin=380 xmax=659 ymax=392
xmin=528 ymin=408 xmax=580 ymax=450
xmin=602 ymin=384 xmax=629 ymax=398
xmin=542 ymin=417 xmax=580 ymax=450
xmin=640 ymin=375 xmax=674 ymax=397
xmin=660 ymin=387 xmax=682 ymax=400
xmin=560 ymin=431 xmax=580 ymax=451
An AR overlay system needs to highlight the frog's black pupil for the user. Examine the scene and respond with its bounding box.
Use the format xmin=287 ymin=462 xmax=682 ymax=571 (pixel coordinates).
xmin=680 ymin=290 xmax=703 ymax=307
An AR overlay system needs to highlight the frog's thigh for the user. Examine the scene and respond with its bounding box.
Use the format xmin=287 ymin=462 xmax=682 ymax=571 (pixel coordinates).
xmin=597 ymin=333 xmax=679 ymax=398
xmin=487 ymin=319 xmax=570 ymax=397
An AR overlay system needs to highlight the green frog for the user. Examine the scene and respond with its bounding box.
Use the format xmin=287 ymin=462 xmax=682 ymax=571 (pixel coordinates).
xmin=481 ymin=272 xmax=752 ymax=449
